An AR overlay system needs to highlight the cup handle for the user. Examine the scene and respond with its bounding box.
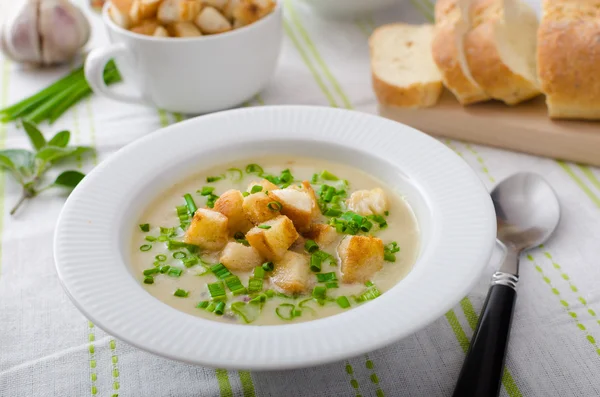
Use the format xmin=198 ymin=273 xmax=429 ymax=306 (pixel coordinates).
xmin=84 ymin=43 xmax=147 ymax=105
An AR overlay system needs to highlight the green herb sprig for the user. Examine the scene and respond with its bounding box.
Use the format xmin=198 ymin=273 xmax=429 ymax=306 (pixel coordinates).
xmin=0 ymin=121 xmax=93 ymax=215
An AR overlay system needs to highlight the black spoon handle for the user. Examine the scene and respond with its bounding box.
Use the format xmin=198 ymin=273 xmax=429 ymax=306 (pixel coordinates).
xmin=452 ymin=280 xmax=517 ymax=397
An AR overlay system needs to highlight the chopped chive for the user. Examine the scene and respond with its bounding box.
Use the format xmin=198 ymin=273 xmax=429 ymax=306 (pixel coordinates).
xmin=249 ymin=293 xmax=268 ymax=304
xmin=159 ymin=265 xmax=171 ymax=274
xmin=250 ymin=185 xmax=263 ymax=194
xmin=280 ymin=169 xmax=293 ymax=184
xmin=235 ymin=238 xmax=250 ymax=247
xmin=316 ymin=272 xmax=337 ymax=282
xmin=242 ymin=192 xmax=250 ymax=197
xmin=265 ymin=175 xmax=280 ymax=185
xmin=157 ymin=235 xmax=168 ymax=242
xmin=354 ymin=286 xmax=381 ymax=302
xmin=325 ymin=282 xmax=339 ymax=289
xmin=258 ymin=224 xmax=271 ymax=229
xmin=143 ymin=276 xmax=154 ymax=284
xmin=267 ymin=201 xmax=282 ymax=211
xmin=176 ymin=205 xmax=188 ymax=216
xmin=210 ymin=263 xmax=232 ymax=280
xmin=174 ymin=288 xmax=189 ymax=298
xmin=206 ymin=302 xmax=217 ymax=312
xmin=336 ymin=296 xmax=351 ymax=308
xmin=245 ymin=164 xmax=264 ymax=175
xmin=167 ymin=267 xmax=183 ymax=277
xmin=184 ymin=193 xmax=198 ymax=215
xmin=226 ymin=168 xmax=243 ymax=181
xmin=312 ymin=286 xmax=327 ymax=300
xmin=292 ymin=308 xmax=302 ymax=317
xmin=206 ymin=176 xmax=222 ymax=183
xmin=365 ymin=281 xmax=374 ymax=287
xmin=143 ymin=268 xmax=159 ymax=276
xmin=360 ymin=219 xmax=373 ymax=233
xmin=182 ymin=256 xmax=199 ymax=268
xmin=160 ymin=227 xmax=176 ymax=236
xmin=231 ymin=301 xmax=263 ymax=324
xmin=324 ymin=208 xmax=343 ymax=217
xmin=167 ymin=240 xmax=197 ymax=252
xmin=206 ymin=193 xmax=219 ymax=208
xmin=261 ymin=262 xmax=274 ymax=272
xmin=233 ymin=231 xmax=245 ymax=240
xmin=253 ymin=266 xmax=266 ymax=279
xmin=139 ymin=223 xmax=150 ymax=232
xmin=311 ymin=173 xmax=319 ymax=183
xmin=196 ymin=301 xmax=210 ymax=309
xmin=384 ymin=242 xmax=400 ymax=262
xmin=173 ymin=251 xmax=187 ymax=259
xmin=247 ymin=277 xmax=263 ymax=293
xmin=304 ymin=239 xmax=319 ymax=253
xmin=275 ymin=303 xmax=296 ymax=320
xmin=214 ymin=301 xmax=226 ymax=315
xmin=320 ymin=170 xmax=339 ymax=181
xmin=265 ymin=289 xmax=275 ymax=298
xmin=384 ymin=252 xmax=396 ymax=262
xmin=225 ymin=275 xmax=247 ymax=295
xmin=310 ymin=253 xmax=323 ymax=272
xmin=384 ymin=211 xmax=390 ymax=216
xmin=140 ymin=244 xmax=152 ymax=252
xmin=199 ymin=186 xmax=215 ymax=196
xmin=155 ymin=254 xmax=167 ymax=262
xmin=208 ymin=282 xmax=227 ymax=300
xmin=145 ymin=236 xmax=157 ymax=242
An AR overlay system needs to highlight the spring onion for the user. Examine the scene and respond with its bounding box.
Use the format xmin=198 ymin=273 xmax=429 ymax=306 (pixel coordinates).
xmin=214 ymin=301 xmax=226 ymax=315
xmin=249 ymin=293 xmax=268 ymax=304
xmin=143 ymin=268 xmax=159 ymax=276
xmin=167 ymin=268 xmax=183 ymax=277
xmin=261 ymin=262 xmax=274 ymax=272
xmin=253 ymin=267 xmax=266 ymax=279
xmin=173 ymin=252 xmax=187 ymax=259
xmin=312 ymin=286 xmax=327 ymax=300
xmin=173 ymin=289 xmax=188 ymax=298
xmin=225 ymin=275 xmax=247 ymax=295
xmin=208 ymin=282 xmax=227 ymax=300
xmin=159 ymin=265 xmax=171 ymax=274
xmin=145 ymin=236 xmax=157 ymax=242
xmin=196 ymin=301 xmax=210 ymax=309
xmin=280 ymin=169 xmax=293 ymax=184
xmin=304 ymin=239 xmax=319 ymax=253
xmin=275 ymin=303 xmax=296 ymax=320
xmin=183 ymin=193 xmax=198 ymax=215
xmin=140 ymin=244 xmax=152 ymax=252
xmin=231 ymin=301 xmax=263 ymax=323
xmin=384 ymin=211 xmax=390 ymax=216
xmin=206 ymin=176 xmax=222 ymax=183
xmin=320 ymin=170 xmax=339 ymax=181
xmin=267 ymin=201 xmax=282 ymax=211
xmin=309 ymin=253 xmax=322 ymax=273
xmin=384 ymin=242 xmax=400 ymax=262
xmin=326 ymin=282 xmax=339 ymax=289
xmin=210 ymin=263 xmax=232 ymax=280
xmin=139 ymin=224 xmax=150 ymax=232
xmin=250 ymin=185 xmax=263 ymax=194
xmin=324 ymin=208 xmax=343 ymax=217
xmin=257 ymin=224 xmax=271 ymax=230
xmin=247 ymin=278 xmax=263 ymax=293
xmin=298 ymin=298 xmax=317 ymax=315
xmin=155 ymin=254 xmax=167 ymax=262
xmin=199 ymin=186 xmax=214 ymax=196
xmin=242 ymin=192 xmax=250 ymax=197
xmin=354 ymin=283 xmax=382 ymax=302
xmin=225 ymin=168 xmax=243 ymax=181
xmin=160 ymin=227 xmax=176 ymax=236
xmin=246 ymin=164 xmax=264 ymax=175
xmin=206 ymin=302 xmax=217 ymax=312
xmin=316 ymin=272 xmax=337 ymax=282
xmin=143 ymin=276 xmax=154 ymax=284
xmin=157 ymin=236 xmax=168 ymax=242
xmin=336 ymin=296 xmax=351 ymax=309
xmin=167 ymin=240 xmax=198 ymax=253
xmin=265 ymin=289 xmax=275 ymax=298
xmin=293 ymin=308 xmax=302 ymax=317
xmin=182 ymin=256 xmax=199 ymax=268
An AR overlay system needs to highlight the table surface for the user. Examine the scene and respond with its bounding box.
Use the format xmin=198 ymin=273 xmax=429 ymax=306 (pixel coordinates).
xmin=2 ymin=1 xmax=600 ymax=396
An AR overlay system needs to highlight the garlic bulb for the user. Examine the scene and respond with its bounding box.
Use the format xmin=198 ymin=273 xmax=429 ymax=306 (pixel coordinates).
xmin=0 ymin=0 xmax=91 ymax=66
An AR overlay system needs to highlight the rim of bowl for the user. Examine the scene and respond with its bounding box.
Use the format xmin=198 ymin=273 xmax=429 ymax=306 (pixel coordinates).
xmin=101 ymin=0 xmax=282 ymax=43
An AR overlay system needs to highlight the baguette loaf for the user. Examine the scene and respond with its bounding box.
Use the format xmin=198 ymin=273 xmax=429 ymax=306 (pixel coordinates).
xmin=370 ymin=24 xmax=443 ymax=108
xmin=432 ymin=0 xmax=489 ymax=105
xmin=464 ymin=0 xmax=541 ymax=105
xmin=537 ymin=0 xmax=600 ymax=120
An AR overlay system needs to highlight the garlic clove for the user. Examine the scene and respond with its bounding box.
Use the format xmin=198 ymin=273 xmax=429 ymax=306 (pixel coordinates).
xmin=39 ymin=0 xmax=91 ymax=65
xmin=0 ymin=0 xmax=43 ymax=64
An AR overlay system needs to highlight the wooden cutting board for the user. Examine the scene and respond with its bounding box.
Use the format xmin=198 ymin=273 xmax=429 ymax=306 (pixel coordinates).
xmin=378 ymin=91 xmax=600 ymax=167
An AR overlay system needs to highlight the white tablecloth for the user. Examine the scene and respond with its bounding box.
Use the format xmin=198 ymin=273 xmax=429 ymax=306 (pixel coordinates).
xmin=2 ymin=0 xmax=600 ymax=396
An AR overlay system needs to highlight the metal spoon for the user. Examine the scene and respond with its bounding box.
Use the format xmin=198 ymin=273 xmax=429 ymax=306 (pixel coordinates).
xmin=452 ymin=173 xmax=561 ymax=397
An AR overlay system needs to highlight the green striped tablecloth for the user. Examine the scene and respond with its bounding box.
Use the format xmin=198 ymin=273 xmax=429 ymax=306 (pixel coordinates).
xmin=2 ymin=0 xmax=600 ymax=396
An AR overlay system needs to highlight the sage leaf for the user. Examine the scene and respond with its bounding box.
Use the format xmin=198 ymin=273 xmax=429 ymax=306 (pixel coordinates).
xmin=22 ymin=120 xmax=46 ymax=151
xmin=53 ymin=170 xmax=85 ymax=188
xmin=48 ymin=130 xmax=70 ymax=148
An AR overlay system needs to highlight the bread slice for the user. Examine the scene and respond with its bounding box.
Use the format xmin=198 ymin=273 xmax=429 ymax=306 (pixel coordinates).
xmin=370 ymin=24 xmax=443 ymax=108
xmin=537 ymin=0 xmax=600 ymax=120
xmin=432 ymin=0 xmax=489 ymax=105
xmin=463 ymin=0 xmax=541 ymax=105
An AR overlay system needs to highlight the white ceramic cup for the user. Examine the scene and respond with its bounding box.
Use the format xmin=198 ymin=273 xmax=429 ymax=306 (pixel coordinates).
xmin=85 ymin=2 xmax=283 ymax=114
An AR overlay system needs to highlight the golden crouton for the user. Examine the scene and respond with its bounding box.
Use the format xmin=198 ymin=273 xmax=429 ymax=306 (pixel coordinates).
xmin=242 ymin=192 xmax=279 ymax=225
xmin=346 ymin=188 xmax=389 ymax=216
xmin=223 ymin=0 xmax=241 ymax=20
xmin=301 ymin=181 xmax=320 ymax=217
xmin=219 ymin=242 xmax=264 ymax=272
xmin=130 ymin=19 xmax=160 ymax=35
xmin=271 ymin=251 xmax=310 ymax=294
xmin=204 ymin=0 xmax=229 ymax=10
xmin=109 ymin=3 xmax=133 ymax=28
xmin=233 ymin=0 xmax=275 ymax=26
xmin=158 ymin=0 xmax=202 ymax=24
xmin=268 ymin=188 xmax=315 ymax=233
xmin=289 ymin=235 xmax=306 ymax=254
xmin=153 ymin=26 xmax=170 ymax=37
xmin=195 ymin=6 xmax=232 ymax=34
xmin=184 ymin=208 xmax=229 ymax=251
xmin=303 ymin=223 xmax=338 ymax=248
xmin=338 ymin=236 xmax=384 ymax=284
xmin=246 ymin=215 xmax=299 ymax=260
xmin=166 ymin=21 xmax=202 ymax=37
xmin=247 ymin=179 xmax=279 ymax=193
xmin=129 ymin=0 xmax=161 ymax=25
xmin=214 ymin=189 xmax=253 ymax=235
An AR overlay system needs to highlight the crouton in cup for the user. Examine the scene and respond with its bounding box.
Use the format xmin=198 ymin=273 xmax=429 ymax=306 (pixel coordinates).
xmin=84 ymin=1 xmax=282 ymax=114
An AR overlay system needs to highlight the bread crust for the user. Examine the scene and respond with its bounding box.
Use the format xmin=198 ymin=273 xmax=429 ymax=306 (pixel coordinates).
xmin=537 ymin=0 xmax=600 ymax=120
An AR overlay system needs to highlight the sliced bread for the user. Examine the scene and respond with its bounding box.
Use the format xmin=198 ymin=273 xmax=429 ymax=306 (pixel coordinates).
xmin=432 ymin=0 xmax=489 ymax=105
xmin=463 ymin=0 xmax=541 ymax=105
xmin=537 ymin=0 xmax=600 ymax=120
xmin=370 ymin=23 xmax=443 ymax=108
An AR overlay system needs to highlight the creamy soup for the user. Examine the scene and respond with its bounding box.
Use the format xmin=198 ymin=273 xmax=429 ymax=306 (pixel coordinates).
xmin=131 ymin=157 xmax=419 ymax=325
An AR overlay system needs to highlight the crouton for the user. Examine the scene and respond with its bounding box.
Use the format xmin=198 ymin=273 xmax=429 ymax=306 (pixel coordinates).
xmin=153 ymin=25 xmax=170 ymax=37
xmin=195 ymin=6 xmax=232 ymax=34
xmin=184 ymin=208 xmax=229 ymax=251
xmin=246 ymin=215 xmax=299 ymax=260
xmin=247 ymin=179 xmax=279 ymax=193
xmin=268 ymin=188 xmax=314 ymax=232
xmin=130 ymin=19 xmax=160 ymax=35
xmin=303 ymin=223 xmax=338 ymax=248
xmin=346 ymin=188 xmax=389 ymax=216
xmin=242 ymin=192 xmax=279 ymax=225
xmin=166 ymin=21 xmax=202 ymax=37
xmin=338 ymin=236 xmax=384 ymax=284
xmin=271 ymin=251 xmax=310 ymax=294
xmin=219 ymin=242 xmax=264 ymax=272
xmin=213 ymin=189 xmax=253 ymax=235
xmin=289 ymin=235 xmax=306 ymax=254
xmin=158 ymin=0 xmax=202 ymax=24
xmin=109 ymin=3 xmax=132 ymax=28
xmin=301 ymin=181 xmax=320 ymax=217
xmin=111 ymin=0 xmax=134 ymax=13
xmin=233 ymin=0 xmax=275 ymax=26
xmin=223 ymin=0 xmax=241 ymax=20
xmin=204 ymin=0 xmax=229 ymax=10
xmin=129 ymin=0 xmax=161 ymax=25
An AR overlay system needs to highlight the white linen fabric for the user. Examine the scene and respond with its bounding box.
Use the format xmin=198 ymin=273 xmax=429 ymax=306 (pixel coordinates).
xmin=3 ymin=0 xmax=600 ymax=396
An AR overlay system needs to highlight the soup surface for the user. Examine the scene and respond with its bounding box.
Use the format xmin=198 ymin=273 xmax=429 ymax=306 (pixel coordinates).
xmin=131 ymin=157 xmax=419 ymax=325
